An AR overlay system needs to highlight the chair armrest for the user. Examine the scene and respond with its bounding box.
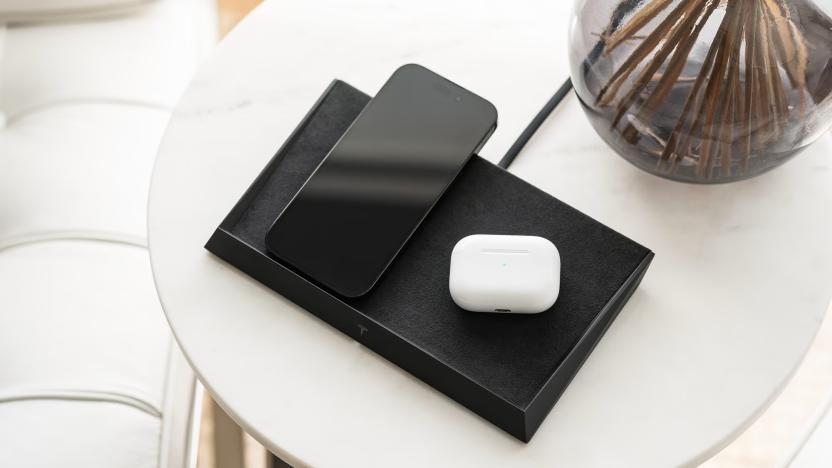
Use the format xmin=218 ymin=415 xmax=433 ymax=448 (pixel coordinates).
xmin=0 ymin=0 xmax=156 ymax=23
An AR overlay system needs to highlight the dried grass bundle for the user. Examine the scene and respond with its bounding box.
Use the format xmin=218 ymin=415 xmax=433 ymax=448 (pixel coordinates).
xmin=596 ymin=0 xmax=810 ymax=180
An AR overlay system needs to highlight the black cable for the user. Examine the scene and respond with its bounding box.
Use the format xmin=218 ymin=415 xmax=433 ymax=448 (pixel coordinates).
xmin=498 ymin=78 xmax=574 ymax=169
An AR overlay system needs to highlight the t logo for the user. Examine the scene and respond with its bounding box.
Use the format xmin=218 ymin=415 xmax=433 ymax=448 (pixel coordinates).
xmin=357 ymin=324 xmax=368 ymax=336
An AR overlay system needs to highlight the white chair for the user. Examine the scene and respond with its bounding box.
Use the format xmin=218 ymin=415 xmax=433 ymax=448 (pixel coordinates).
xmin=784 ymin=393 xmax=832 ymax=467
xmin=0 ymin=1 xmax=217 ymax=466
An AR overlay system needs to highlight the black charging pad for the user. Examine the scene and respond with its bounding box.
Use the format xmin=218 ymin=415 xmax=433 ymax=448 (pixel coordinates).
xmin=206 ymin=80 xmax=653 ymax=442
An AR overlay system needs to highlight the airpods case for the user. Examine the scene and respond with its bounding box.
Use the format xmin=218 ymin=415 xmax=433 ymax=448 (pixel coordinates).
xmin=449 ymin=234 xmax=560 ymax=314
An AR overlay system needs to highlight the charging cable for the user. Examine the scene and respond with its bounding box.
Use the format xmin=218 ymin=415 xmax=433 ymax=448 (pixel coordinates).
xmin=498 ymin=79 xmax=573 ymax=169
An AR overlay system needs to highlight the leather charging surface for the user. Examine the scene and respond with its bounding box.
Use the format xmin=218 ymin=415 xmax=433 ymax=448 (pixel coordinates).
xmin=232 ymin=81 xmax=650 ymax=409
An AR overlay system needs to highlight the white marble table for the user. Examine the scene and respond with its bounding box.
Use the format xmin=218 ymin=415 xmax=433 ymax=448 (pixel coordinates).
xmin=148 ymin=1 xmax=832 ymax=466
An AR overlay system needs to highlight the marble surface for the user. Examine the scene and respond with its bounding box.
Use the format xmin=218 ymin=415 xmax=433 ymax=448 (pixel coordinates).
xmin=148 ymin=0 xmax=832 ymax=466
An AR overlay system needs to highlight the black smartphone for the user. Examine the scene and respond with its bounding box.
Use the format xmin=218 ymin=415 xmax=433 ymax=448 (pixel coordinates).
xmin=266 ymin=64 xmax=497 ymax=297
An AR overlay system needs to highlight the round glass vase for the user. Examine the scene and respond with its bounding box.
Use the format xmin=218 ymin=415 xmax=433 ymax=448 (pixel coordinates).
xmin=568 ymin=0 xmax=832 ymax=183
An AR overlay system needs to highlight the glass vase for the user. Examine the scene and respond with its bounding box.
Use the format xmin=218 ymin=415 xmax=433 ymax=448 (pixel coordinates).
xmin=569 ymin=0 xmax=832 ymax=183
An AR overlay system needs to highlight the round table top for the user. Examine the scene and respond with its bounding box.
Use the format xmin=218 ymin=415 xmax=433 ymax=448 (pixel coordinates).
xmin=148 ymin=1 xmax=832 ymax=466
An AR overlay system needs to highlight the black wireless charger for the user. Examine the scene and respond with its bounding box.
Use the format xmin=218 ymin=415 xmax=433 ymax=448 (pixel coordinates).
xmin=206 ymin=79 xmax=653 ymax=442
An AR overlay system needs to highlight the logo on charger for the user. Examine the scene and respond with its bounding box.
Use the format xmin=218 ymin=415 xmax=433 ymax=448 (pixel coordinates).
xmin=357 ymin=324 xmax=368 ymax=337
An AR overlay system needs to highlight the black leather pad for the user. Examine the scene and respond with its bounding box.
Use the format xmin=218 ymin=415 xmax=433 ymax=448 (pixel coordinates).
xmin=231 ymin=81 xmax=649 ymax=409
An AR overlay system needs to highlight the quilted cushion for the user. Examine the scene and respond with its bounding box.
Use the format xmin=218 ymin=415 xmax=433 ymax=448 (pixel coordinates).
xmin=0 ymin=242 xmax=169 ymax=468
xmin=0 ymin=0 xmax=217 ymax=466
xmin=0 ymin=400 xmax=161 ymax=468
xmin=0 ymin=0 xmax=214 ymax=117
xmin=0 ymin=105 xmax=168 ymax=248
xmin=0 ymin=241 xmax=171 ymax=407
xmin=0 ymin=0 xmax=154 ymax=22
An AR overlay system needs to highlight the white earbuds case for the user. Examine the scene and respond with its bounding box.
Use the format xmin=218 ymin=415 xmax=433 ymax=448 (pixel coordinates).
xmin=449 ymin=234 xmax=560 ymax=314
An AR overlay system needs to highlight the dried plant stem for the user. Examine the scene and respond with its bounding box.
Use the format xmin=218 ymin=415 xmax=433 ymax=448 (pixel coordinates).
xmin=766 ymin=0 xmax=809 ymax=113
xmin=760 ymin=9 xmax=786 ymax=130
xmin=754 ymin=3 xmax=778 ymax=144
xmin=695 ymin=0 xmax=742 ymax=178
xmin=716 ymin=0 xmax=746 ymax=179
xmin=742 ymin=1 xmax=758 ymax=172
xmin=611 ymin=0 xmax=706 ymax=130
xmin=597 ymin=0 xmax=701 ymax=105
xmin=625 ymin=0 xmax=720 ymax=144
xmin=603 ymin=0 xmax=676 ymax=53
xmin=673 ymin=5 xmax=733 ymax=174
xmin=661 ymin=7 xmax=728 ymax=170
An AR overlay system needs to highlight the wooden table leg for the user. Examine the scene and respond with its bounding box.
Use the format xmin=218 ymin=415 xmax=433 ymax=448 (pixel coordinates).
xmin=212 ymin=399 xmax=244 ymax=468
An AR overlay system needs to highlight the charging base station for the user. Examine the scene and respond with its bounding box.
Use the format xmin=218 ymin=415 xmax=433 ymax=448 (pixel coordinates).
xmin=206 ymin=80 xmax=654 ymax=442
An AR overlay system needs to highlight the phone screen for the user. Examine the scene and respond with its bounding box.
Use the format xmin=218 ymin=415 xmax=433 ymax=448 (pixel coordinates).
xmin=266 ymin=64 xmax=497 ymax=297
